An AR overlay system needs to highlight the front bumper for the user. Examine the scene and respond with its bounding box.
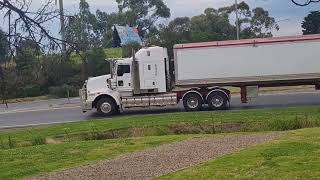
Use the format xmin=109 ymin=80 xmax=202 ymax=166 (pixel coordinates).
xmin=79 ymin=89 xmax=93 ymax=112
xmin=81 ymin=101 xmax=93 ymax=112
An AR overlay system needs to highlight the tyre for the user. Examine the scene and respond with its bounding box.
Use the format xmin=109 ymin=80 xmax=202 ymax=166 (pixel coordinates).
xmin=207 ymin=91 xmax=229 ymax=111
xmin=183 ymin=93 xmax=203 ymax=112
xmin=97 ymin=97 xmax=117 ymax=116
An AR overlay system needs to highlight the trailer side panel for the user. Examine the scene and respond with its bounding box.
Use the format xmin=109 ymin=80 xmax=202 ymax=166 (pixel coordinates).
xmin=174 ymin=36 xmax=320 ymax=87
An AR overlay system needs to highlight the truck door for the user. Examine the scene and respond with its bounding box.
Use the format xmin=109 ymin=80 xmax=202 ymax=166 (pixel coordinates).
xmin=116 ymin=64 xmax=133 ymax=92
xmin=143 ymin=63 xmax=157 ymax=88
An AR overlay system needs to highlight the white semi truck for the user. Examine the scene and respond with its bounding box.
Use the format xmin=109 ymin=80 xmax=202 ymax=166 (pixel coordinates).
xmin=79 ymin=34 xmax=320 ymax=116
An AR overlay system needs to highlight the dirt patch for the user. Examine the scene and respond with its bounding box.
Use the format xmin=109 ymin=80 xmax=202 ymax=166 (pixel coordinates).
xmin=30 ymin=133 xmax=280 ymax=180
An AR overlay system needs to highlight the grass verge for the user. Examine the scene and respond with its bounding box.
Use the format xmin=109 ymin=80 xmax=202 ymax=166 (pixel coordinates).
xmin=1 ymin=106 xmax=320 ymax=148
xmin=2 ymin=96 xmax=50 ymax=104
xmin=0 ymin=135 xmax=192 ymax=180
xmin=157 ymin=128 xmax=320 ymax=180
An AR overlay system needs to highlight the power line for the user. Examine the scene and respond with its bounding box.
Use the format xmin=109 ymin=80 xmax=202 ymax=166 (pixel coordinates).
xmin=291 ymin=0 xmax=320 ymax=6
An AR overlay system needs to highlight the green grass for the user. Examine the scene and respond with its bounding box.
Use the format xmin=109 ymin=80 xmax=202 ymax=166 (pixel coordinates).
xmin=1 ymin=106 xmax=320 ymax=146
xmin=157 ymin=128 xmax=320 ymax=180
xmin=104 ymin=48 xmax=122 ymax=58
xmin=0 ymin=135 xmax=192 ymax=180
xmin=69 ymin=48 xmax=123 ymax=64
xmin=1 ymin=106 xmax=320 ymax=179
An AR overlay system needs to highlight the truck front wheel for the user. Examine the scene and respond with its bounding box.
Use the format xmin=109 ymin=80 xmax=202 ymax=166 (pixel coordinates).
xmin=183 ymin=93 xmax=203 ymax=112
xmin=207 ymin=92 xmax=229 ymax=111
xmin=97 ymin=97 xmax=117 ymax=116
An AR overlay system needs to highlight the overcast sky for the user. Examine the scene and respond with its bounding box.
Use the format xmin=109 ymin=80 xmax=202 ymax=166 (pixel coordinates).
xmin=2 ymin=0 xmax=320 ymax=37
xmin=59 ymin=0 xmax=320 ymax=36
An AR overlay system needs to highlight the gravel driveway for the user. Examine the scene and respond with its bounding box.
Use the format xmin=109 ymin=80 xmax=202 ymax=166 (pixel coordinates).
xmin=30 ymin=133 xmax=279 ymax=180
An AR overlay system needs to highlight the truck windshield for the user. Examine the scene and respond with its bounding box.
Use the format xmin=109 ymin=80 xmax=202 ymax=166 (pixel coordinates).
xmin=117 ymin=65 xmax=130 ymax=76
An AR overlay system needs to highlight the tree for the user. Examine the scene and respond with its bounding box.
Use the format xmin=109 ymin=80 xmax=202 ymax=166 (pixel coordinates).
xmin=0 ymin=29 xmax=9 ymax=106
xmin=0 ymin=30 xmax=9 ymax=62
xmin=115 ymin=0 xmax=170 ymax=38
xmin=221 ymin=2 xmax=279 ymax=38
xmin=147 ymin=2 xmax=279 ymax=59
xmin=15 ymin=39 xmax=41 ymax=86
xmin=0 ymin=0 xmax=101 ymax=100
xmin=95 ymin=0 xmax=170 ymax=47
xmin=191 ymin=8 xmax=235 ymax=40
xmin=219 ymin=1 xmax=251 ymax=28
xmin=66 ymin=0 xmax=100 ymax=52
xmin=302 ymin=11 xmax=320 ymax=35
xmin=0 ymin=0 xmax=66 ymax=52
xmin=65 ymin=0 xmax=107 ymax=79
xmin=95 ymin=11 xmax=120 ymax=47
xmin=247 ymin=7 xmax=279 ymax=38
xmin=146 ymin=17 xmax=193 ymax=58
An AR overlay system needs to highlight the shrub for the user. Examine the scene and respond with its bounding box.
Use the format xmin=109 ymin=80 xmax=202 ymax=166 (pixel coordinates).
xmin=8 ymin=136 xmax=16 ymax=149
xmin=31 ymin=136 xmax=46 ymax=146
xmin=86 ymin=48 xmax=109 ymax=77
xmin=23 ymin=85 xmax=43 ymax=97
xmin=48 ymin=84 xmax=78 ymax=98
xmin=0 ymin=136 xmax=6 ymax=149
xmin=268 ymin=114 xmax=320 ymax=131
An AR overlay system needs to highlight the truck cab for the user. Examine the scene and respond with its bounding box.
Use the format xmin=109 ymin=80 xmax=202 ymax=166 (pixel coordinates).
xmin=79 ymin=47 xmax=176 ymax=116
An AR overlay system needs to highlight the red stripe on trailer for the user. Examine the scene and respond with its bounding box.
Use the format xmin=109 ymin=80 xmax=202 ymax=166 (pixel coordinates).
xmin=174 ymin=34 xmax=320 ymax=49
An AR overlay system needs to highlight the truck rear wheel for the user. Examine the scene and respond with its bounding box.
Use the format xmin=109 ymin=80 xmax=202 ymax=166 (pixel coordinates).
xmin=207 ymin=92 xmax=229 ymax=111
xmin=183 ymin=93 xmax=203 ymax=112
xmin=97 ymin=97 xmax=117 ymax=116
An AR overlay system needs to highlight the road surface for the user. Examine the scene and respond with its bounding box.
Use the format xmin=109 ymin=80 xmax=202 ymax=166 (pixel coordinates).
xmin=1 ymin=92 xmax=320 ymax=129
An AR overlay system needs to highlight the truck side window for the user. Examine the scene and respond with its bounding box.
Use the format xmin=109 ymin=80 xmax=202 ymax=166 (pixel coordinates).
xmin=148 ymin=65 xmax=151 ymax=71
xmin=117 ymin=65 xmax=130 ymax=76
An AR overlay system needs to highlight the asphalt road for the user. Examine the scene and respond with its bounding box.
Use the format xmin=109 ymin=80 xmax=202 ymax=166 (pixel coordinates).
xmin=1 ymin=92 xmax=320 ymax=129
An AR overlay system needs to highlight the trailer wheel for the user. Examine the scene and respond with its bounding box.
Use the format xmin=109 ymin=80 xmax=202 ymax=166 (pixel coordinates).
xmin=183 ymin=93 xmax=203 ymax=112
xmin=207 ymin=92 xmax=229 ymax=111
xmin=97 ymin=97 xmax=117 ymax=116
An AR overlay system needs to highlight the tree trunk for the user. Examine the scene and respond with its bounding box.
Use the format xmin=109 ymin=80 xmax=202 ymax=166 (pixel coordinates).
xmin=0 ymin=66 xmax=8 ymax=108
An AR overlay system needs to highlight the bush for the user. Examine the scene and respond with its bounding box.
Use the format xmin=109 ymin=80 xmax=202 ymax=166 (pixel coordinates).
xmin=23 ymin=85 xmax=44 ymax=97
xmin=48 ymin=84 xmax=78 ymax=98
xmin=8 ymin=136 xmax=16 ymax=149
xmin=0 ymin=136 xmax=5 ymax=149
xmin=86 ymin=48 xmax=109 ymax=77
xmin=31 ymin=136 xmax=46 ymax=146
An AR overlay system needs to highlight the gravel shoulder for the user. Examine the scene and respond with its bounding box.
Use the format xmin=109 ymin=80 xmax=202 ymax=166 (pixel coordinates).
xmin=29 ymin=133 xmax=280 ymax=180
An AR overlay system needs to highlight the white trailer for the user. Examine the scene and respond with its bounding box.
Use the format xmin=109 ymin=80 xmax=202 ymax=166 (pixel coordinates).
xmin=80 ymin=34 xmax=320 ymax=116
xmin=174 ymin=35 xmax=320 ymax=87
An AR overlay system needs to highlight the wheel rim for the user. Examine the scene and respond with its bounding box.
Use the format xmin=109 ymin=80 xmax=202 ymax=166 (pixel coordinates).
xmin=211 ymin=96 xmax=224 ymax=108
xmin=187 ymin=97 xmax=199 ymax=109
xmin=101 ymin=102 xmax=112 ymax=114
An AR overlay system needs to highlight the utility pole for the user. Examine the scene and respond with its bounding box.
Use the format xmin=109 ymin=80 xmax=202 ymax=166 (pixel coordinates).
xmin=235 ymin=0 xmax=240 ymax=40
xmin=58 ymin=0 xmax=67 ymax=53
